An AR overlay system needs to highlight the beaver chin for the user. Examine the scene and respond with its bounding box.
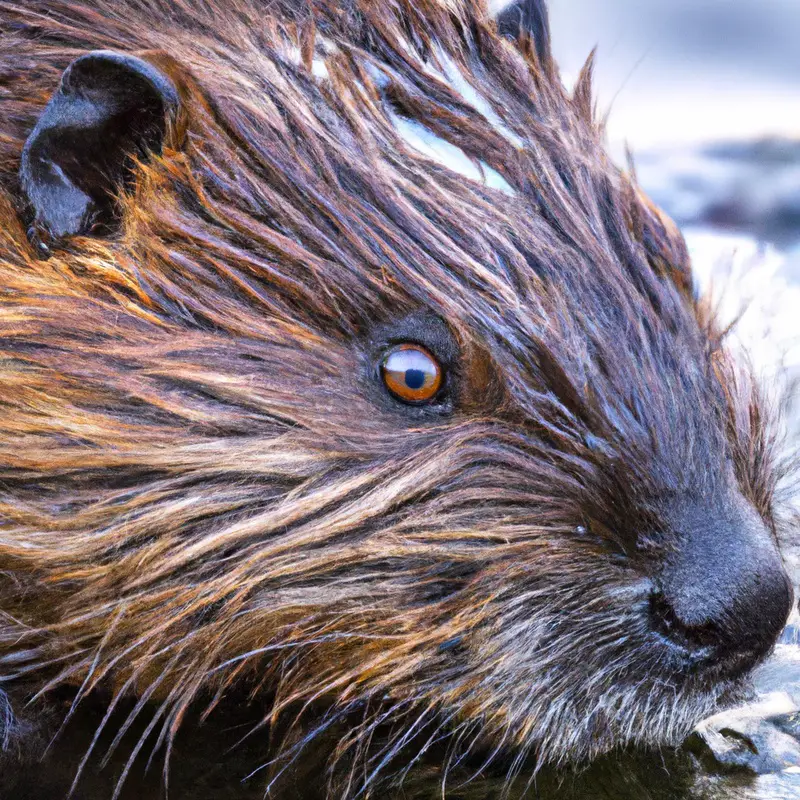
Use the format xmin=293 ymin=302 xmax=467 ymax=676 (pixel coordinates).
xmin=467 ymin=632 xmax=748 ymax=769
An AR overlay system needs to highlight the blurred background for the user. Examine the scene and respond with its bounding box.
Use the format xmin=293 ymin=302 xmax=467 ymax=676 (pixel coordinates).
xmin=549 ymin=0 xmax=800 ymax=393
xmin=550 ymin=0 xmax=800 ymax=150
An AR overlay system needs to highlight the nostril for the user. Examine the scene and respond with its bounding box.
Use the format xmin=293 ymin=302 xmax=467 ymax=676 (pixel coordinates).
xmin=649 ymin=492 xmax=793 ymax=676
xmin=649 ymin=592 xmax=723 ymax=654
xmin=649 ymin=566 xmax=793 ymax=672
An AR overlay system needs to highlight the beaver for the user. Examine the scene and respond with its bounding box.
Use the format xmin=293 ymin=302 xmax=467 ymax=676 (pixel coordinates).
xmin=0 ymin=0 xmax=794 ymax=796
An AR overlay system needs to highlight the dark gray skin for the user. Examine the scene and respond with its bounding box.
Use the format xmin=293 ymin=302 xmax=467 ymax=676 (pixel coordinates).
xmin=653 ymin=490 xmax=791 ymax=674
xmin=20 ymin=51 xmax=179 ymax=251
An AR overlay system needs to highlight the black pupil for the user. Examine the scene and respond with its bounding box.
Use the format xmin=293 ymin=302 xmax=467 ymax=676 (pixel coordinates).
xmin=405 ymin=369 xmax=426 ymax=390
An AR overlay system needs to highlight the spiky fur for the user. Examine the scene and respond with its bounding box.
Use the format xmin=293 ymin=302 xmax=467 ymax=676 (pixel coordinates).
xmin=0 ymin=1 xmax=792 ymax=796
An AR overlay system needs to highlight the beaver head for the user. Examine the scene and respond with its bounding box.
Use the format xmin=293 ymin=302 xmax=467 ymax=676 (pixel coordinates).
xmin=0 ymin=0 xmax=793 ymax=792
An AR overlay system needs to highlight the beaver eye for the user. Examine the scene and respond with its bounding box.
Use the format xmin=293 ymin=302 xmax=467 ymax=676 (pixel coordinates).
xmin=380 ymin=344 xmax=443 ymax=404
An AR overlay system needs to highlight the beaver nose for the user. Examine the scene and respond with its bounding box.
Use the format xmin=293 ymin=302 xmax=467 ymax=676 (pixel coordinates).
xmin=650 ymin=493 xmax=793 ymax=674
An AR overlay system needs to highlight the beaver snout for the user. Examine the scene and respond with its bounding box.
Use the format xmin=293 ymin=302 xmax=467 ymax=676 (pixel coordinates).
xmin=649 ymin=492 xmax=792 ymax=677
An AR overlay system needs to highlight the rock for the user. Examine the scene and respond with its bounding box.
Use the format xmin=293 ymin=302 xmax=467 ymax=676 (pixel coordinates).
xmin=690 ymin=692 xmax=800 ymax=775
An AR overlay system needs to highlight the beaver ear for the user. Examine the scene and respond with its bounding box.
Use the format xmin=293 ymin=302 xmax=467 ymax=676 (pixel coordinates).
xmin=494 ymin=0 xmax=552 ymax=64
xmin=20 ymin=50 xmax=179 ymax=253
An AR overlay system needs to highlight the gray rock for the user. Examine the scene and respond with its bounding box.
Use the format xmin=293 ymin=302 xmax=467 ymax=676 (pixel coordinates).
xmin=691 ymin=692 xmax=800 ymax=774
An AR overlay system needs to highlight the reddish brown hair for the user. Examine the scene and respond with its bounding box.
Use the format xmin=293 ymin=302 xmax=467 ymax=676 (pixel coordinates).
xmin=0 ymin=1 xmax=792 ymax=795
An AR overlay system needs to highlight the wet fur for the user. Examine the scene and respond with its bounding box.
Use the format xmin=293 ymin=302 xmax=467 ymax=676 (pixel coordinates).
xmin=0 ymin=0 xmax=792 ymax=796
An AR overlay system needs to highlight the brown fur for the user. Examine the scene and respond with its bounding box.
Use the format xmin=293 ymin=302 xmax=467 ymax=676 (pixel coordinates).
xmin=0 ymin=1 xmax=792 ymax=796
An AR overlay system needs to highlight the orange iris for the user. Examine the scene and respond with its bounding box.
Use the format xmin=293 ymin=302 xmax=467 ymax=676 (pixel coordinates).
xmin=381 ymin=344 xmax=443 ymax=404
